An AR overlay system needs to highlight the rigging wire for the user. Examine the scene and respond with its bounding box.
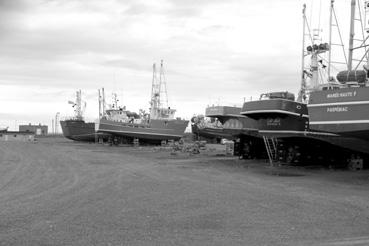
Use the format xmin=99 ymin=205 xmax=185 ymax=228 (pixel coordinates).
xmin=317 ymin=0 xmax=322 ymax=35
xmin=309 ymin=0 xmax=314 ymax=31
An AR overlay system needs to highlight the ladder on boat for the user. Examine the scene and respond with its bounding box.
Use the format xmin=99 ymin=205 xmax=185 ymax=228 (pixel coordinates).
xmin=263 ymin=136 xmax=278 ymax=165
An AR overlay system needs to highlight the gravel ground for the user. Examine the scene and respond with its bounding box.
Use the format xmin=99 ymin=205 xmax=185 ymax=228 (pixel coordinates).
xmin=0 ymin=138 xmax=369 ymax=246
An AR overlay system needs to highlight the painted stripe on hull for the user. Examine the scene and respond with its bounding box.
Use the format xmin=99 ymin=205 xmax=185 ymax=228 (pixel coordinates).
xmin=241 ymin=109 xmax=309 ymax=118
xmin=193 ymin=128 xmax=234 ymax=139
xmin=259 ymin=130 xmax=338 ymax=136
xmin=68 ymin=132 xmax=96 ymax=137
xmin=310 ymin=120 xmax=369 ymax=124
xmin=100 ymin=122 xmax=173 ymax=132
xmin=98 ymin=128 xmax=183 ymax=138
xmin=98 ymin=121 xmax=187 ymax=133
xmin=217 ymin=114 xmax=247 ymax=118
xmin=308 ymin=100 xmax=369 ymax=107
xmin=97 ymin=120 xmax=187 ymax=140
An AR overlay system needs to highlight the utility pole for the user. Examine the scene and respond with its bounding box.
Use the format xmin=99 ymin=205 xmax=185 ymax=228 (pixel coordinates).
xmin=55 ymin=112 xmax=60 ymax=134
xmin=98 ymin=89 xmax=101 ymax=119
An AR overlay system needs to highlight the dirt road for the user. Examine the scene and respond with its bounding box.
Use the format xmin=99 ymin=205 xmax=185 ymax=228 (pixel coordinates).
xmin=0 ymin=138 xmax=369 ymax=245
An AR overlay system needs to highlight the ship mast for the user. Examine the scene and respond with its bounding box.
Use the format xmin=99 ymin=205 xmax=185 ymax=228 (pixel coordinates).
xmin=348 ymin=0 xmax=356 ymax=71
xmin=348 ymin=0 xmax=369 ymax=71
xmin=102 ymin=88 xmax=106 ymax=116
xmin=149 ymin=60 xmax=176 ymax=120
xmin=159 ymin=60 xmax=169 ymax=109
xmin=75 ymin=90 xmax=82 ymax=119
xmin=68 ymin=89 xmax=86 ymax=120
xmin=98 ymin=88 xmax=106 ymax=119
xmin=150 ymin=63 xmax=160 ymax=119
xmin=112 ymin=93 xmax=119 ymax=109
xmin=298 ymin=4 xmax=307 ymax=103
xmin=328 ymin=0 xmax=334 ymax=78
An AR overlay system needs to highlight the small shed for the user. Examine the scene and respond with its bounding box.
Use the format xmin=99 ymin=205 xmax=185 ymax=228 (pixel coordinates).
xmin=0 ymin=130 xmax=35 ymax=142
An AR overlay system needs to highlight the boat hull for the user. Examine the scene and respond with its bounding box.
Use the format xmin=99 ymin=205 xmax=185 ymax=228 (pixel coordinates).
xmin=191 ymin=124 xmax=234 ymax=140
xmin=192 ymin=119 xmax=259 ymax=139
xmin=241 ymin=99 xmax=308 ymax=118
xmin=97 ymin=118 xmax=189 ymax=143
xmin=193 ymin=105 xmax=260 ymax=141
xmin=308 ymin=87 xmax=369 ymax=141
xmin=240 ymin=88 xmax=369 ymax=155
xmin=241 ymin=99 xmax=309 ymax=137
xmin=60 ymin=120 xmax=98 ymax=142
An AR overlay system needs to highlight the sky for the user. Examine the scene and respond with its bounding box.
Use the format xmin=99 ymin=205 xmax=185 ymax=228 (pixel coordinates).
xmin=0 ymin=0 xmax=357 ymax=131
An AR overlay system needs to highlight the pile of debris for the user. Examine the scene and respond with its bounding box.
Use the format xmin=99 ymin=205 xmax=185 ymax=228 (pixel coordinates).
xmin=170 ymin=140 xmax=207 ymax=155
xmin=152 ymin=140 xmax=209 ymax=155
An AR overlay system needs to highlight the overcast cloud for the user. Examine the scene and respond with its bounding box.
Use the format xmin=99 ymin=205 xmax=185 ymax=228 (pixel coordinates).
xmin=0 ymin=0 xmax=353 ymax=130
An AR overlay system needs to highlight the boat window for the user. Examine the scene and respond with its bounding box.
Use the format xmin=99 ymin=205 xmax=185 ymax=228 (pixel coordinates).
xmin=261 ymin=92 xmax=295 ymax=101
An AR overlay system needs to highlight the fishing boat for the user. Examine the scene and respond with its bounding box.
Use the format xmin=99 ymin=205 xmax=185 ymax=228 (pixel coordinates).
xmin=240 ymin=91 xmax=309 ymax=138
xmin=191 ymin=106 xmax=243 ymax=142
xmin=240 ymin=4 xmax=316 ymax=163
xmin=308 ymin=1 xmax=369 ymax=140
xmin=60 ymin=90 xmax=98 ymax=142
xmin=302 ymin=0 xmax=369 ymax=159
xmin=192 ymin=105 xmax=259 ymax=140
xmin=192 ymin=105 xmax=264 ymax=158
xmin=240 ymin=3 xmax=314 ymax=163
xmin=241 ymin=1 xmax=369 ymax=166
xmin=96 ymin=61 xmax=189 ymax=144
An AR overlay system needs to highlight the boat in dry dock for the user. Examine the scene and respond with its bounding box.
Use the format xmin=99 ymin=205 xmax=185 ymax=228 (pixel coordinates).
xmin=241 ymin=91 xmax=309 ymax=138
xmin=305 ymin=0 xmax=369 ymax=156
xmin=60 ymin=90 xmax=99 ymax=142
xmin=192 ymin=105 xmax=265 ymax=158
xmin=192 ymin=105 xmax=258 ymax=141
xmin=241 ymin=1 xmax=369 ymax=166
xmin=96 ymin=61 xmax=189 ymax=144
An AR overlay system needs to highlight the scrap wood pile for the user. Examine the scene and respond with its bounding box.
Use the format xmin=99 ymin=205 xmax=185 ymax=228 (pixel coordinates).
xmin=171 ymin=141 xmax=207 ymax=154
xmin=153 ymin=140 xmax=207 ymax=154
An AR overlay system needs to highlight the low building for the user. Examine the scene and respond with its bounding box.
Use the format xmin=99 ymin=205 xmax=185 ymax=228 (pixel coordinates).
xmin=0 ymin=130 xmax=35 ymax=142
xmin=19 ymin=123 xmax=48 ymax=136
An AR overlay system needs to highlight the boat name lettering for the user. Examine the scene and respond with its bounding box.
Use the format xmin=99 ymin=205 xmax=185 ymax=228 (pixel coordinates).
xmin=327 ymin=106 xmax=348 ymax=112
xmin=267 ymin=118 xmax=281 ymax=126
xmin=326 ymin=91 xmax=357 ymax=98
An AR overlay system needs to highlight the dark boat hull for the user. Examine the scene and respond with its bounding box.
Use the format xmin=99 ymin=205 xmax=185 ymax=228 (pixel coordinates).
xmin=191 ymin=124 xmax=234 ymax=140
xmin=253 ymin=115 xmax=309 ymax=138
xmin=241 ymin=99 xmax=309 ymax=138
xmin=241 ymin=89 xmax=369 ymax=155
xmin=60 ymin=120 xmax=98 ymax=142
xmin=97 ymin=118 xmax=189 ymax=143
xmin=308 ymin=87 xmax=369 ymax=141
xmin=192 ymin=105 xmax=260 ymax=141
xmin=192 ymin=121 xmax=259 ymax=140
xmin=241 ymin=99 xmax=308 ymax=118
